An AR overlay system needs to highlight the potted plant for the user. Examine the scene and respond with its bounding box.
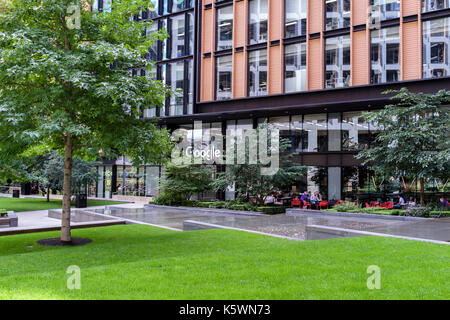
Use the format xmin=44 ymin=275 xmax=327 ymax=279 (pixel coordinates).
xmin=0 ymin=209 xmax=7 ymax=217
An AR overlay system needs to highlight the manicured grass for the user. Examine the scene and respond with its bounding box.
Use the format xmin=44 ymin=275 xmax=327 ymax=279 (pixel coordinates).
xmin=0 ymin=224 xmax=448 ymax=300
xmin=0 ymin=197 xmax=124 ymax=212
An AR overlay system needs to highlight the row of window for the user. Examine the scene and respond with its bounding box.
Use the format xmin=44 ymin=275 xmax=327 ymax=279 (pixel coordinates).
xmin=215 ymin=17 xmax=450 ymax=99
xmin=135 ymin=60 xmax=194 ymax=118
xmin=177 ymin=111 xmax=380 ymax=154
xmin=215 ymin=0 xmax=450 ymax=51
xmin=146 ymin=12 xmax=194 ymax=61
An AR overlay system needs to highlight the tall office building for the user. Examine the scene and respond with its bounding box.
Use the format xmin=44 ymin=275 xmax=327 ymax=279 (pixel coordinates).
xmin=95 ymin=0 xmax=450 ymax=201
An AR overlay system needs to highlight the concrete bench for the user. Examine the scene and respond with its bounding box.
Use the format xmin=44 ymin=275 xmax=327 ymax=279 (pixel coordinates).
xmin=0 ymin=212 xmax=18 ymax=228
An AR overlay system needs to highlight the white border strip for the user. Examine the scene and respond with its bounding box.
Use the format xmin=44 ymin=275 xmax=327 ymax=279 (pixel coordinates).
xmin=83 ymin=210 xmax=182 ymax=232
xmin=307 ymin=225 xmax=450 ymax=245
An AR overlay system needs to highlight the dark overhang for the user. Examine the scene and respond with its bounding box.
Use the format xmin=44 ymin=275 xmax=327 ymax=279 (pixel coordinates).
xmin=157 ymin=77 xmax=450 ymax=125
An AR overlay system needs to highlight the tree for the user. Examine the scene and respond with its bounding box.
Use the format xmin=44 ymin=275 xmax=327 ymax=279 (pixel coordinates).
xmin=158 ymin=163 xmax=214 ymax=201
xmin=0 ymin=0 xmax=173 ymax=243
xmin=213 ymin=123 xmax=306 ymax=205
xmin=37 ymin=151 xmax=99 ymax=201
xmin=356 ymin=88 xmax=450 ymax=205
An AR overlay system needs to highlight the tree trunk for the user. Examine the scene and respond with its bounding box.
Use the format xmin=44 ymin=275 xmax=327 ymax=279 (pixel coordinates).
xmin=61 ymin=134 xmax=73 ymax=243
xmin=419 ymin=177 xmax=425 ymax=207
xmin=46 ymin=186 xmax=50 ymax=202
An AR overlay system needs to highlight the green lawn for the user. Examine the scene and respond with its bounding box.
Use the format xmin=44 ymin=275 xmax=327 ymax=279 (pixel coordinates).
xmin=0 ymin=197 xmax=124 ymax=212
xmin=0 ymin=224 xmax=448 ymax=300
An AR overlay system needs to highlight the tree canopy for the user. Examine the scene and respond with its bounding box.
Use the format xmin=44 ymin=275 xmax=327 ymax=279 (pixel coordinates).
xmin=0 ymin=0 xmax=174 ymax=242
xmin=357 ymin=88 xmax=450 ymax=204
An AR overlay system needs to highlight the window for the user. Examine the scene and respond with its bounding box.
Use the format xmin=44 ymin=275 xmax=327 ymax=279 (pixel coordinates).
xmin=170 ymin=15 xmax=186 ymax=59
xmin=146 ymin=22 xmax=159 ymax=61
xmin=369 ymin=0 xmax=400 ymax=21
xmin=248 ymin=49 xmax=268 ymax=96
xmin=303 ymin=114 xmax=328 ymax=152
xmin=325 ymin=35 xmax=351 ymax=88
xmin=325 ymin=0 xmax=350 ymax=31
xmin=423 ymin=17 xmax=450 ymax=78
xmin=249 ymin=0 xmax=268 ymax=44
xmin=172 ymin=0 xmax=186 ymax=12
xmin=285 ymin=0 xmax=307 ymax=38
xmin=168 ymin=61 xmax=185 ymax=116
xmin=284 ymin=43 xmax=307 ymax=93
xmin=342 ymin=111 xmax=370 ymax=151
xmin=217 ymin=6 xmax=233 ymax=50
xmin=422 ymin=0 xmax=449 ymax=12
xmin=188 ymin=12 xmax=194 ymax=55
xmin=216 ymin=55 xmax=233 ymax=100
xmin=160 ymin=19 xmax=168 ymax=60
xmin=370 ymin=26 xmax=400 ymax=84
xmin=148 ymin=0 xmax=159 ymax=18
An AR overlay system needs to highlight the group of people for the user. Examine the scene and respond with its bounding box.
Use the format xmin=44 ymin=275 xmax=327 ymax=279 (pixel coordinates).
xmin=393 ymin=195 xmax=417 ymax=209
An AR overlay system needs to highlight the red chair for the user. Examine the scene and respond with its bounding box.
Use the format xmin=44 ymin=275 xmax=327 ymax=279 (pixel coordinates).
xmin=319 ymin=200 xmax=328 ymax=210
xmin=386 ymin=202 xmax=394 ymax=209
xmin=291 ymin=198 xmax=301 ymax=207
xmin=365 ymin=203 xmax=371 ymax=208
xmin=303 ymin=201 xmax=312 ymax=209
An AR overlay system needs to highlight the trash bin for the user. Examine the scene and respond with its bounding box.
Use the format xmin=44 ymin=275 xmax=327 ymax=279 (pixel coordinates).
xmin=75 ymin=194 xmax=87 ymax=208
xmin=12 ymin=189 xmax=20 ymax=198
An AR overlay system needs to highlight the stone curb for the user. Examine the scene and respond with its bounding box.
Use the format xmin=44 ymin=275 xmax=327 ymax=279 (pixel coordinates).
xmin=287 ymin=208 xmax=429 ymax=222
xmin=142 ymin=204 xmax=265 ymax=217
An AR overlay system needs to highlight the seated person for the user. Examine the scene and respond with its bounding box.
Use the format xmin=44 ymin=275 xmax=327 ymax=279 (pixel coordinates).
xmin=310 ymin=191 xmax=321 ymax=209
xmin=440 ymin=198 xmax=450 ymax=208
xmin=406 ymin=197 xmax=416 ymax=208
xmin=393 ymin=195 xmax=405 ymax=209
xmin=300 ymin=191 xmax=309 ymax=202
xmin=264 ymin=193 xmax=275 ymax=205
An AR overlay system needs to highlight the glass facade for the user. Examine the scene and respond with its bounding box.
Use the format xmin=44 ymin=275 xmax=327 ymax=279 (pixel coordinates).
xmin=285 ymin=0 xmax=307 ymax=38
xmin=423 ymin=17 xmax=450 ymax=78
xmin=216 ymin=55 xmax=233 ymax=100
xmin=371 ymin=26 xmax=400 ymax=84
xmin=257 ymin=112 xmax=379 ymax=153
xmin=325 ymin=0 xmax=351 ymax=31
xmin=248 ymin=49 xmax=268 ymax=96
xmin=217 ymin=6 xmax=233 ymax=51
xmin=370 ymin=0 xmax=400 ymax=21
xmin=142 ymin=2 xmax=194 ymax=117
xmin=168 ymin=61 xmax=185 ymax=116
xmin=170 ymin=14 xmax=186 ymax=59
xmin=422 ymin=0 xmax=449 ymax=12
xmin=284 ymin=43 xmax=307 ymax=93
xmin=325 ymin=35 xmax=351 ymax=88
xmin=249 ymin=0 xmax=268 ymax=45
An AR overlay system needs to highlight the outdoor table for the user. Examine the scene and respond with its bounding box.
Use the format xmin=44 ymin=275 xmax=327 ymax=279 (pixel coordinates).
xmin=280 ymin=197 xmax=292 ymax=206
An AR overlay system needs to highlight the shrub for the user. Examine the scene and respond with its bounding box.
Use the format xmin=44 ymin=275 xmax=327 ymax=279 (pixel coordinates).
xmin=256 ymin=206 xmax=286 ymax=215
xmin=0 ymin=208 xmax=7 ymax=217
xmin=332 ymin=202 xmax=361 ymax=212
xmin=152 ymin=192 xmax=185 ymax=206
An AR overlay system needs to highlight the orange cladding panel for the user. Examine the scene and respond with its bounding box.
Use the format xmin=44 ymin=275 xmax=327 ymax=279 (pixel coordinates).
xmin=201 ymin=57 xmax=214 ymax=101
xmin=352 ymin=0 xmax=368 ymax=26
xmin=351 ymin=30 xmax=369 ymax=86
xmin=269 ymin=0 xmax=283 ymax=41
xmin=402 ymin=21 xmax=421 ymax=80
xmin=402 ymin=0 xmax=420 ymax=16
xmin=202 ymin=9 xmax=214 ymax=54
xmin=307 ymin=38 xmax=323 ymax=90
xmin=233 ymin=52 xmax=247 ymax=98
xmin=308 ymin=0 xmax=324 ymax=34
xmin=269 ymin=46 xmax=283 ymax=94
